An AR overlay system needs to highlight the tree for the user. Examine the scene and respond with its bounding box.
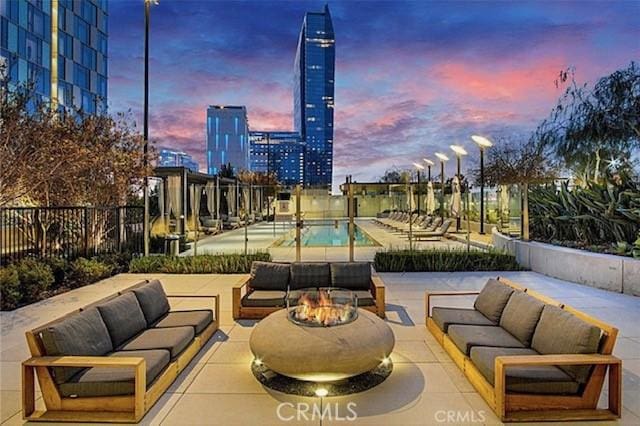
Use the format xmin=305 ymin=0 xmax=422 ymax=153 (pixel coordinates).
xmin=534 ymin=62 xmax=640 ymax=183
xmin=378 ymin=167 xmax=411 ymax=184
xmin=217 ymin=163 xmax=235 ymax=179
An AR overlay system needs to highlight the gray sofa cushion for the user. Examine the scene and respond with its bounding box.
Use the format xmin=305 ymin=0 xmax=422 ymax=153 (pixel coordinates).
xmin=330 ymin=262 xmax=371 ymax=290
xmin=499 ymin=291 xmax=545 ymax=346
xmin=532 ymin=305 xmax=602 ymax=383
xmin=97 ymin=292 xmax=148 ymax=348
xmin=242 ymin=290 xmax=286 ymax=307
xmin=329 ymin=289 xmax=375 ymax=307
xmin=470 ymin=346 xmax=580 ymax=395
xmin=473 ymin=279 xmax=515 ymax=323
xmin=431 ymin=307 xmax=495 ymax=333
xmin=448 ymin=324 xmax=526 ymax=355
xmin=250 ymin=262 xmax=290 ymax=291
xmin=132 ymin=280 xmax=171 ymax=325
xmin=118 ymin=326 xmax=194 ymax=359
xmin=40 ymin=308 xmax=113 ymax=384
xmin=290 ymin=262 xmax=330 ymax=290
xmin=154 ymin=310 xmax=213 ymax=335
xmin=58 ymin=349 xmax=170 ymax=398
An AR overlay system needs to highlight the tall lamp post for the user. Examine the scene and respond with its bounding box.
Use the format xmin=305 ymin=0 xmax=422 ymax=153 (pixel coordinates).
xmin=471 ymin=135 xmax=493 ymax=234
xmin=435 ymin=153 xmax=449 ymax=221
xmin=143 ymin=0 xmax=158 ymax=256
xmin=412 ymin=162 xmax=424 ymax=215
xmin=450 ymin=145 xmax=468 ymax=232
xmin=423 ymin=158 xmax=434 ymax=182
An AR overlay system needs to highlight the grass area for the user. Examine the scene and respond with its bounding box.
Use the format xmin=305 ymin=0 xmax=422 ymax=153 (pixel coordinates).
xmin=128 ymin=252 xmax=271 ymax=274
xmin=373 ymin=248 xmax=523 ymax=272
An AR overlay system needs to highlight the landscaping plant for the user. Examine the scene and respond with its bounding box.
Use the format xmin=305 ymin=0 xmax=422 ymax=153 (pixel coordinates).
xmin=373 ymin=249 xmax=522 ymax=272
xmin=129 ymin=252 xmax=272 ymax=274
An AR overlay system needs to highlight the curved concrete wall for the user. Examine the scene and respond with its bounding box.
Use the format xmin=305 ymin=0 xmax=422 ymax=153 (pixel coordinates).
xmin=493 ymin=230 xmax=640 ymax=296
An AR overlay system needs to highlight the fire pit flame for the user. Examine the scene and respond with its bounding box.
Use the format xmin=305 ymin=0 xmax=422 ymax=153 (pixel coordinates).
xmin=289 ymin=289 xmax=357 ymax=327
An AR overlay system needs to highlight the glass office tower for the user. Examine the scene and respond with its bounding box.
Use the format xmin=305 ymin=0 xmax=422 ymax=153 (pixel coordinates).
xmin=158 ymin=147 xmax=199 ymax=173
xmin=293 ymin=4 xmax=335 ymax=191
xmin=0 ymin=0 xmax=108 ymax=114
xmin=249 ymin=131 xmax=304 ymax=186
xmin=206 ymin=105 xmax=249 ymax=175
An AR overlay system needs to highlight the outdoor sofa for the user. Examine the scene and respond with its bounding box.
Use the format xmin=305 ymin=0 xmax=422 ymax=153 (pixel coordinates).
xmin=233 ymin=261 xmax=386 ymax=319
xmin=426 ymin=277 xmax=621 ymax=422
xmin=23 ymin=280 xmax=220 ymax=423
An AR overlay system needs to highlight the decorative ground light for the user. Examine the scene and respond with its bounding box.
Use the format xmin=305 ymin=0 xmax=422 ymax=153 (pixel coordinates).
xmin=251 ymin=358 xmax=393 ymax=397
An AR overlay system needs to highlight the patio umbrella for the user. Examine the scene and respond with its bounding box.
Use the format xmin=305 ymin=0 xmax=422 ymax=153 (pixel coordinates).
xmin=426 ymin=181 xmax=435 ymax=214
xmin=450 ymin=176 xmax=461 ymax=219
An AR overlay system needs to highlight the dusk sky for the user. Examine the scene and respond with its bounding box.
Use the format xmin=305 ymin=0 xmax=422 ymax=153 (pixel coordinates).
xmin=109 ymin=0 xmax=639 ymax=190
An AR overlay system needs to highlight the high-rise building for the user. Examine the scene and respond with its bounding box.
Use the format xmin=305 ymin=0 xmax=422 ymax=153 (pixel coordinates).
xmin=206 ymin=105 xmax=249 ymax=175
xmin=157 ymin=147 xmax=199 ymax=173
xmin=1 ymin=0 xmax=108 ymax=114
xmin=293 ymin=4 xmax=335 ymax=190
xmin=249 ymin=131 xmax=304 ymax=186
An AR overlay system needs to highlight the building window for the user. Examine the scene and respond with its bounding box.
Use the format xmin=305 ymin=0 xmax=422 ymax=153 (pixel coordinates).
xmin=81 ymin=90 xmax=95 ymax=114
xmin=81 ymin=44 xmax=96 ymax=70
xmin=74 ymin=16 xmax=89 ymax=44
xmin=73 ymin=63 xmax=89 ymax=90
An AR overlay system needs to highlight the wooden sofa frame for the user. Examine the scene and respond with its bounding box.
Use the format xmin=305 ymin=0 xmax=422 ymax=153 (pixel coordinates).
xmin=22 ymin=281 xmax=220 ymax=423
xmin=425 ymin=277 xmax=621 ymax=422
xmin=233 ymin=272 xmax=386 ymax=320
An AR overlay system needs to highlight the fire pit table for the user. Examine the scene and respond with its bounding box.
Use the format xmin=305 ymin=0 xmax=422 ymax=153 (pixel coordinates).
xmin=249 ymin=288 xmax=394 ymax=396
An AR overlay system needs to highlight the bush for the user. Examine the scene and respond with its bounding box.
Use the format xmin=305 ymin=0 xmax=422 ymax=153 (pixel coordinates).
xmin=0 ymin=265 xmax=21 ymax=310
xmin=129 ymin=252 xmax=272 ymax=274
xmin=93 ymin=252 xmax=132 ymax=274
xmin=42 ymin=257 xmax=69 ymax=288
xmin=373 ymin=249 xmax=523 ymax=272
xmin=69 ymin=258 xmax=113 ymax=287
xmin=14 ymin=258 xmax=55 ymax=300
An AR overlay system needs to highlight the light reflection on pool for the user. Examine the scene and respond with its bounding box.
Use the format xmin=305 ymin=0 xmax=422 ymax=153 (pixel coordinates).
xmin=273 ymin=221 xmax=379 ymax=247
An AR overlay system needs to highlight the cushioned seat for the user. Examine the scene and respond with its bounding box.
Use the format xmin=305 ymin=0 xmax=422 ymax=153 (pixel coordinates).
xmin=290 ymin=262 xmax=331 ymax=289
xmin=59 ymin=349 xmax=170 ymax=398
xmin=432 ymin=307 xmax=495 ymax=332
xmin=329 ymin=289 xmax=375 ymax=306
xmin=154 ymin=310 xmax=213 ymax=335
xmin=470 ymin=346 xmax=580 ymax=395
xmin=242 ymin=290 xmax=286 ymax=307
xmin=473 ymin=279 xmax=515 ymax=323
xmin=118 ymin=326 xmax=194 ymax=359
xmin=448 ymin=325 xmax=525 ymax=355
xmin=330 ymin=262 xmax=371 ymax=291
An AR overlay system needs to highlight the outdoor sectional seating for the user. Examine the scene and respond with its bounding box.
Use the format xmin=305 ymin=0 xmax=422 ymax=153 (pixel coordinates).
xmin=233 ymin=261 xmax=386 ymax=319
xmin=425 ymin=277 xmax=621 ymax=422
xmin=22 ymin=280 xmax=220 ymax=423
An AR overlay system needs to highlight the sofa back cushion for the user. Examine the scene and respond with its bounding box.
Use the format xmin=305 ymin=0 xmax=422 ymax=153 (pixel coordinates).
xmin=499 ymin=291 xmax=544 ymax=346
xmin=250 ymin=261 xmax=290 ymax=290
xmin=40 ymin=307 xmax=113 ymax=383
xmin=97 ymin=292 xmax=148 ymax=347
xmin=330 ymin=262 xmax=371 ymax=290
xmin=474 ymin=279 xmax=514 ymax=323
xmin=532 ymin=305 xmax=602 ymax=383
xmin=289 ymin=262 xmax=330 ymax=290
xmin=132 ymin=280 xmax=171 ymax=325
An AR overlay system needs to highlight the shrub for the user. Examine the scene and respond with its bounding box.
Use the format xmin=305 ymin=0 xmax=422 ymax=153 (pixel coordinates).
xmin=373 ymin=249 xmax=523 ymax=272
xmin=14 ymin=258 xmax=55 ymax=300
xmin=93 ymin=252 xmax=132 ymax=274
xmin=69 ymin=258 xmax=113 ymax=287
xmin=129 ymin=252 xmax=272 ymax=274
xmin=0 ymin=265 xmax=21 ymax=310
xmin=42 ymin=257 xmax=69 ymax=288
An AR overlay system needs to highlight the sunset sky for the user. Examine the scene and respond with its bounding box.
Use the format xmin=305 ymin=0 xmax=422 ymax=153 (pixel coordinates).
xmin=108 ymin=0 xmax=639 ymax=189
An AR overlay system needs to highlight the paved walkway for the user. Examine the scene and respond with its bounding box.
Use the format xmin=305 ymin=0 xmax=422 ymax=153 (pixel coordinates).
xmin=1 ymin=271 xmax=639 ymax=425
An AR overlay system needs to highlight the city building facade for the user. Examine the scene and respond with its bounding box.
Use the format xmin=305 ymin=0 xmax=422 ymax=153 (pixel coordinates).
xmin=206 ymin=105 xmax=249 ymax=175
xmin=249 ymin=131 xmax=304 ymax=186
xmin=158 ymin=147 xmax=199 ymax=172
xmin=1 ymin=0 xmax=108 ymax=113
xmin=293 ymin=4 xmax=335 ymax=190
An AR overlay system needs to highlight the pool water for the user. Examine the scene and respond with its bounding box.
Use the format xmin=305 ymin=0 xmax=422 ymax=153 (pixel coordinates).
xmin=273 ymin=221 xmax=379 ymax=247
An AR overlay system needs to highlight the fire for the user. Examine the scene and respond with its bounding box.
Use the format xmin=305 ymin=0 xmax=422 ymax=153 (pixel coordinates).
xmin=292 ymin=289 xmax=354 ymax=327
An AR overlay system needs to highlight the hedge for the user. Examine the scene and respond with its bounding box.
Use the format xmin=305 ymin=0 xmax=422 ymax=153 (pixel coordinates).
xmin=128 ymin=252 xmax=272 ymax=274
xmin=373 ymin=248 xmax=523 ymax=272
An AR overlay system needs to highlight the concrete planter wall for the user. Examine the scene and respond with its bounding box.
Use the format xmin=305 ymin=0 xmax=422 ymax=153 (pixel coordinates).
xmin=492 ymin=229 xmax=640 ymax=296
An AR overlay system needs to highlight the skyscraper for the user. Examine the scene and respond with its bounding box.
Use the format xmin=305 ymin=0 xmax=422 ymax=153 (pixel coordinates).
xmin=249 ymin=131 xmax=304 ymax=186
xmin=158 ymin=147 xmax=199 ymax=173
xmin=293 ymin=4 xmax=335 ymax=190
xmin=206 ymin=105 xmax=249 ymax=175
xmin=0 ymin=0 xmax=108 ymax=114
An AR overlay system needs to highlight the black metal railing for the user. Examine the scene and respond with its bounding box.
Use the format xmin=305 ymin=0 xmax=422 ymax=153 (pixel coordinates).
xmin=0 ymin=206 xmax=143 ymax=265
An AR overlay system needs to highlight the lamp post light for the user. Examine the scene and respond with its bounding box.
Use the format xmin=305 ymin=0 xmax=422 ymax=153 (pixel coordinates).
xmin=412 ymin=162 xmax=424 ymax=215
xmin=450 ymin=145 xmax=468 ymax=232
xmin=471 ymin=135 xmax=493 ymax=235
xmin=423 ymin=158 xmax=434 ymax=182
xmin=434 ymin=153 xmax=449 ymax=221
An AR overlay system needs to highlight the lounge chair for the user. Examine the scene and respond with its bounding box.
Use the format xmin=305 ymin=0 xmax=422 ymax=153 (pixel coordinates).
xmin=411 ymin=219 xmax=452 ymax=240
xmin=199 ymin=216 xmax=221 ymax=235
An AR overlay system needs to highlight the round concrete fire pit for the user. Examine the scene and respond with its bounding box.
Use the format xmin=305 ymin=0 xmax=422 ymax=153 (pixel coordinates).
xmin=249 ymin=309 xmax=394 ymax=382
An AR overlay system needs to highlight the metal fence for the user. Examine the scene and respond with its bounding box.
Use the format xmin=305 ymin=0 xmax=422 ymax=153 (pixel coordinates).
xmin=0 ymin=206 xmax=143 ymax=264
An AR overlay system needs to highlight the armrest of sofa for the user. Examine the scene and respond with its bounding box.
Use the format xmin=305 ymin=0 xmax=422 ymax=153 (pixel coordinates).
xmin=494 ymin=354 xmax=622 ymax=418
xmin=371 ymin=275 xmax=386 ymax=318
xmin=232 ymin=275 xmax=252 ymax=318
xmin=22 ymin=355 xmax=147 ymax=417
xmin=166 ymin=294 xmax=220 ymax=325
xmin=424 ymin=290 xmax=480 ymax=317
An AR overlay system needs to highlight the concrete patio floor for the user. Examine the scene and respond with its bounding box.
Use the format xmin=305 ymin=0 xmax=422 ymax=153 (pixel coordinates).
xmin=1 ymin=271 xmax=639 ymax=425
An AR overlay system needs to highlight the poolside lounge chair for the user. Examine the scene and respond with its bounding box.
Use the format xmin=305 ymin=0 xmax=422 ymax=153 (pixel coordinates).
xmin=411 ymin=218 xmax=452 ymax=240
xmin=392 ymin=214 xmax=428 ymax=232
xmin=199 ymin=216 xmax=221 ymax=235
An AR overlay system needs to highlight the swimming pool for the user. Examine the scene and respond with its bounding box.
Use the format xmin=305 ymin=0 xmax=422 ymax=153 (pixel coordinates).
xmin=272 ymin=221 xmax=379 ymax=247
